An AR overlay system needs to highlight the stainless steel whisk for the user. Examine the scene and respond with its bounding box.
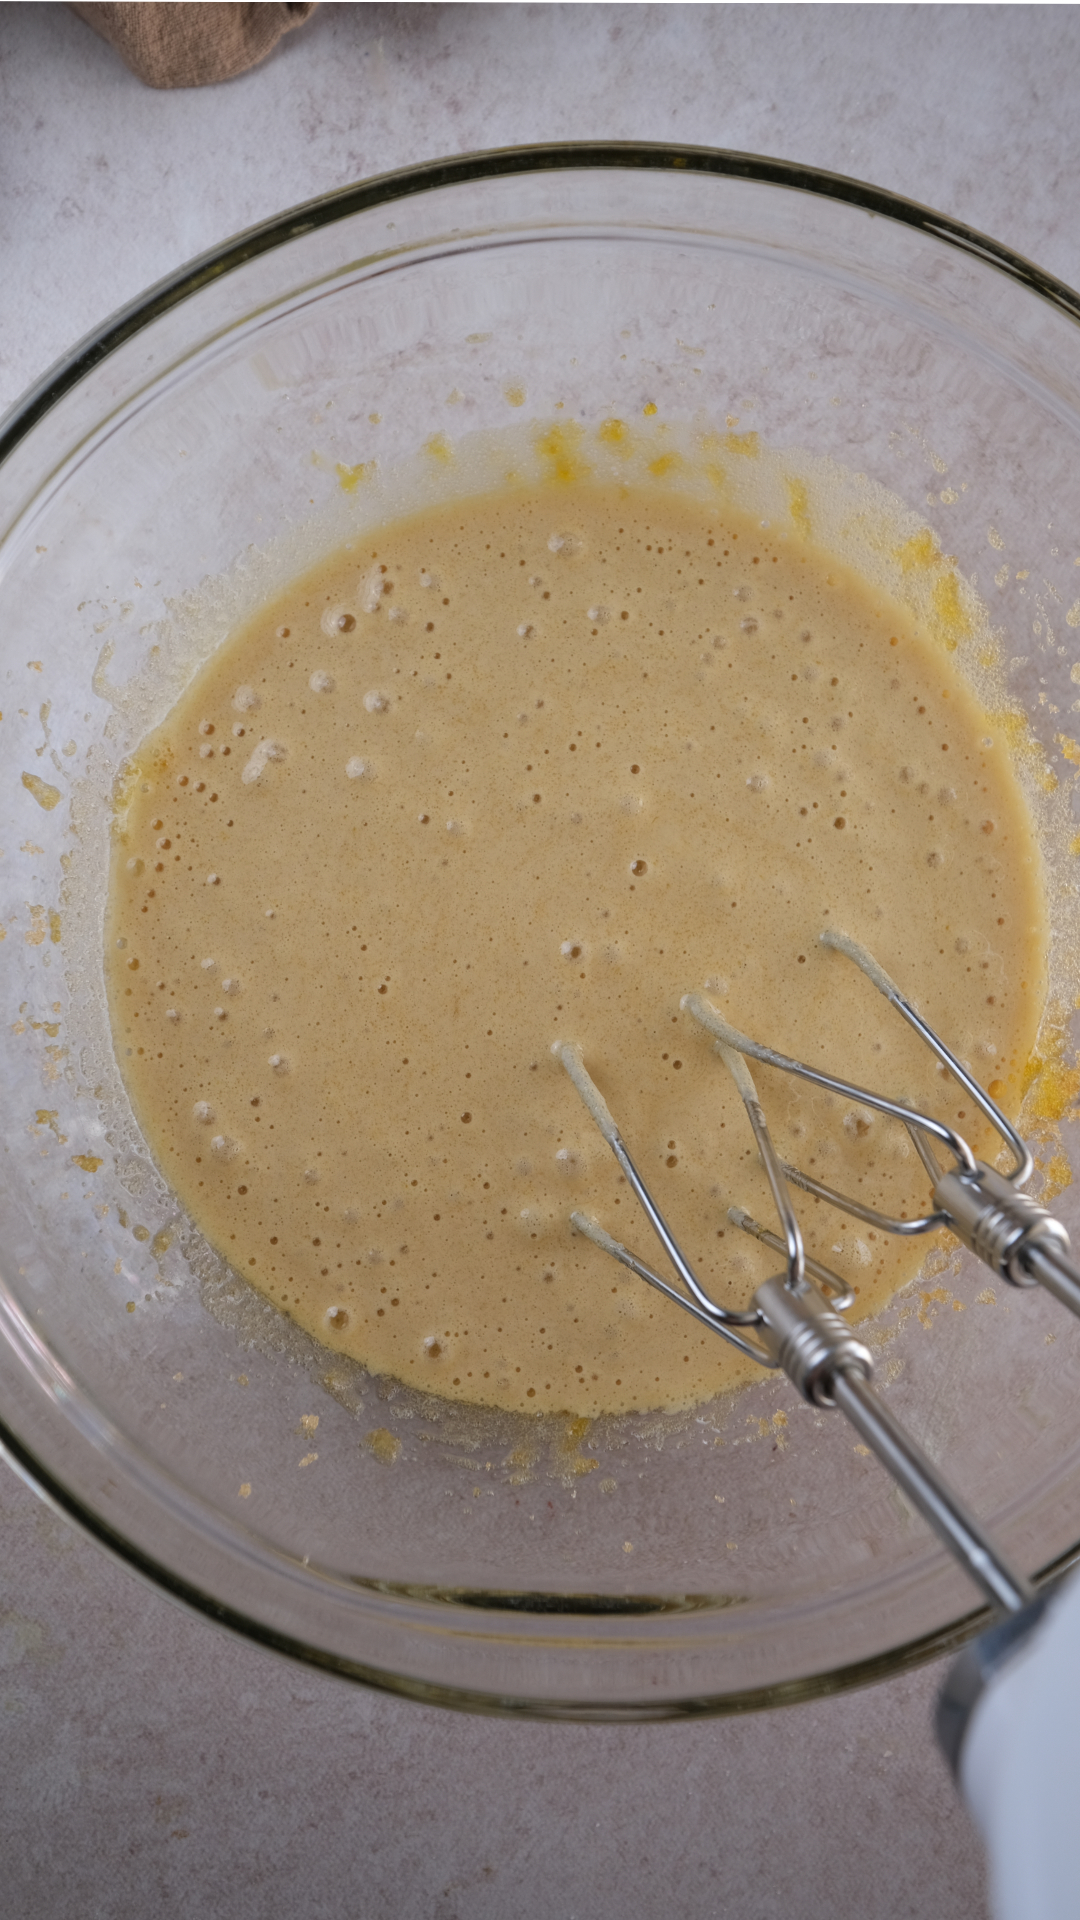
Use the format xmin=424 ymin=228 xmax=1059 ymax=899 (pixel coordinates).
xmin=554 ymin=929 xmax=1080 ymax=1618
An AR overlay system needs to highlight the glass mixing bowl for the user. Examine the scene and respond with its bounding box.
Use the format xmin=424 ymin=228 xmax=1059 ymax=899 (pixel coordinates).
xmin=4 ymin=144 xmax=1080 ymax=1719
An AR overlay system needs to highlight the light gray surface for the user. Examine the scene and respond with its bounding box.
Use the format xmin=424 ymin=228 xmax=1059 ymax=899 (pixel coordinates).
xmin=4 ymin=4 xmax=1080 ymax=1912
xmin=1 ymin=1459 xmax=978 ymax=1920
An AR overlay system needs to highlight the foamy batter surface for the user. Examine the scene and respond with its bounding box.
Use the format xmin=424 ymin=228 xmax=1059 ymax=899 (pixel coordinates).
xmin=106 ymin=484 xmax=1045 ymax=1415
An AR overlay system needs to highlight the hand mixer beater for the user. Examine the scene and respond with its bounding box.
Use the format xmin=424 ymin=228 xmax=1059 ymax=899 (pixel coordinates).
xmin=554 ymin=927 xmax=1080 ymax=1620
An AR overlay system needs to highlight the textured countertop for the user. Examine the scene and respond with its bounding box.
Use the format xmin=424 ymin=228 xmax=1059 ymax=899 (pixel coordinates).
xmin=3 ymin=7 xmax=1079 ymax=1915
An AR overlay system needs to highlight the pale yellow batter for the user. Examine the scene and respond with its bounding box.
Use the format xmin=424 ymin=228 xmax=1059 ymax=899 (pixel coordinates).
xmin=105 ymin=482 xmax=1045 ymax=1415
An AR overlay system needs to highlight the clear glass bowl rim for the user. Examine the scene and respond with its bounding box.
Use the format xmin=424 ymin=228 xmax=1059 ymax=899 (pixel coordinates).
xmin=4 ymin=139 xmax=1080 ymax=1720
xmin=6 ymin=138 xmax=1080 ymax=465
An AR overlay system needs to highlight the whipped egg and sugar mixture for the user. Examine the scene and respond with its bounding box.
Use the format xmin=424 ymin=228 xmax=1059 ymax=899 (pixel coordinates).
xmin=106 ymin=478 xmax=1045 ymax=1417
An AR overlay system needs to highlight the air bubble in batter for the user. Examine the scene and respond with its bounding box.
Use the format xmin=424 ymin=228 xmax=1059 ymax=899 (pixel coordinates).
xmin=321 ymin=606 xmax=357 ymax=637
xmin=555 ymin=1147 xmax=585 ymax=1177
xmin=242 ymin=739 xmax=287 ymax=785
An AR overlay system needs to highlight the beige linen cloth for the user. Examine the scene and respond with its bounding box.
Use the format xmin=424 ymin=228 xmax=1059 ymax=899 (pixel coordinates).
xmin=71 ymin=3 xmax=316 ymax=89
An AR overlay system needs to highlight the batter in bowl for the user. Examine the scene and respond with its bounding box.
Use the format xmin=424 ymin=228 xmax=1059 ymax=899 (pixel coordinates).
xmin=105 ymin=480 xmax=1046 ymax=1416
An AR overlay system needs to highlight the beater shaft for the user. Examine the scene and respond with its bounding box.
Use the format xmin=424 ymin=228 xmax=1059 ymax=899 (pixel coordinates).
xmin=1021 ymin=1241 xmax=1080 ymax=1320
xmin=752 ymin=1272 xmax=1033 ymax=1614
xmin=829 ymin=1369 xmax=1034 ymax=1615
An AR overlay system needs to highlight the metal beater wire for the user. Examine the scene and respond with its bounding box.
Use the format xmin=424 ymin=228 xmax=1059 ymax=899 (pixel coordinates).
xmin=819 ymin=928 xmax=1033 ymax=1185
xmin=727 ymin=1206 xmax=855 ymax=1310
xmin=681 ymin=989 xmax=978 ymax=1174
xmin=686 ymin=930 xmax=1080 ymax=1318
xmin=551 ymin=1041 xmax=766 ymax=1343
xmin=567 ymin=1209 xmax=775 ymax=1363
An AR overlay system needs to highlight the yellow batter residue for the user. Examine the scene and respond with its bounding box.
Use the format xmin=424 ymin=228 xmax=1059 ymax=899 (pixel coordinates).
xmin=105 ymin=483 xmax=1046 ymax=1416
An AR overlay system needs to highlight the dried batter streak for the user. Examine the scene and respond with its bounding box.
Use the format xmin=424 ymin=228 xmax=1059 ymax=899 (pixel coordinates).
xmin=105 ymin=483 xmax=1046 ymax=1415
